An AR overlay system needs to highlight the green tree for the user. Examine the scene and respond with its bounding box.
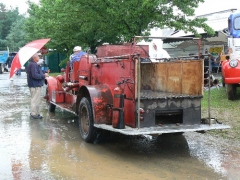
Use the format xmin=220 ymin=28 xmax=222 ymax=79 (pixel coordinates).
xmin=6 ymin=16 xmax=28 ymax=51
xmin=0 ymin=3 xmax=21 ymax=49
xmin=25 ymin=0 xmax=214 ymax=55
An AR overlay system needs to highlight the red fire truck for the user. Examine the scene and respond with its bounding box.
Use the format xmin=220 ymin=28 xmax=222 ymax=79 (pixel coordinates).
xmin=45 ymin=36 xmax=229 ymax=143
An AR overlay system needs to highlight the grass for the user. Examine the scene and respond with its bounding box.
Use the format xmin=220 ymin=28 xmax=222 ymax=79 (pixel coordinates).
xmin=49 ymin=72 xmax=62 ymax=77
xmin=202 ymin=88 xmax=240 ymax=108
xmin=202 ymin=87 xmax=240 ymax=143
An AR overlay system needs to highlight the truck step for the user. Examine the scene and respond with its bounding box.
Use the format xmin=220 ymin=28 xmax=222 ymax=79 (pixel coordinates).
xmin=51 ymin=102 xmax=76 ymax=115
xmin=94 ymin=124 xmax=230 ymax=135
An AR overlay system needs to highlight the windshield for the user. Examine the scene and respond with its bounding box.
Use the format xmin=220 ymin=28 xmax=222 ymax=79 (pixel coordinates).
xmin=234 ymin=16 xmax=240 ymax=30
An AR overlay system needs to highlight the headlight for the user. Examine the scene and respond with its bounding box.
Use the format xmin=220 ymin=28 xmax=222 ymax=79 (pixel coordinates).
xmin=229 ymin=59 xmax=238 ymax=68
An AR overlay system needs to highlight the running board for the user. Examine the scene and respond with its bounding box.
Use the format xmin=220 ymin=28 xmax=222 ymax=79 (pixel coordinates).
xmin=94 ymin=124 xmax=230 ymax=135
xmin=50 ymin=101 xmax=77 ymax=115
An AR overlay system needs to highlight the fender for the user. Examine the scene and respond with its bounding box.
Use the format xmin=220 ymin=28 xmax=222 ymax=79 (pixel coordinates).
xmin=222 ymin=60 xmax=240 ymax=84
xmin=45 ymin=76 xmax=64 ymax=102
xmin=79 ymin=85 xmax=113 ymax=125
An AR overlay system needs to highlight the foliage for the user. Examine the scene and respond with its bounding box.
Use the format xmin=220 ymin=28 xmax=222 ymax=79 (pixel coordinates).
xmin=25 ymin=0 xmax=215 ymax=57
xmin=5 ymin=16 xmax=28 ymax=51
xmin=0 ymin=3 xmax=25 ymax=50
xmin=49 ymin=72 xmax=62 ymax=77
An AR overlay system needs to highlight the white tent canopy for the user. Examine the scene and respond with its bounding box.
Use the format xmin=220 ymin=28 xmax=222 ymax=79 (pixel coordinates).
xmin=163 ymin=9 xmax=237 ymax=57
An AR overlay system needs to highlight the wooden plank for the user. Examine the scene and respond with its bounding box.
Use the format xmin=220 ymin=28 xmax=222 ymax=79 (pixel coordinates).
xmin=140 ymin=60 xmax=203 ymax=96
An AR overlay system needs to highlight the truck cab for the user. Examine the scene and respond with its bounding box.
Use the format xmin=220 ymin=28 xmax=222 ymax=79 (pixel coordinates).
xmin=0 ymin=48 xmax=9 ymax=74
xmin=222 ymin=12 xmax=240 ymax=100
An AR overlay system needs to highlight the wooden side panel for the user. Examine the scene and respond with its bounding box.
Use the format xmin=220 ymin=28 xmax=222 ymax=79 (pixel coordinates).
xmin=182 ymin=60 xmax=203 ymax=95
xmin=167 ymin=62 xmax=182 ymax=93
xmin=141 ymin=63 xmax=167 ymax=91
xmin=140 ymin=60 xmax=203 ymax=96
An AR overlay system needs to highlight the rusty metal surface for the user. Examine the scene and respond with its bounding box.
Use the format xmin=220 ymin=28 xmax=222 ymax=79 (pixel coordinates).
xmin=182 ymin=60 xmax=203 ymax=95
xmin=45 ymin=76 xmax=64 ymax=103
xmin=96 ymin=44 xmax=149 ymax=58
xmin=138 ymin=92 xmax=202 ymax=127
xmin=140 ymin=90 xmax=202 ymax=99
xmin=86 ymin=85 xmax=113 ymax=124
xmin=70 ymin=61 xmax=80 ymax=82
xmin=140 ymin=60 xmax=203 ymax=95
xmin=94 ymin=124 xmax=230 ymax=135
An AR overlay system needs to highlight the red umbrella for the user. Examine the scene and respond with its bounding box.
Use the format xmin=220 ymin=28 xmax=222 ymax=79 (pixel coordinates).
xmin=9 ymin=38 xmax=51 ymax=78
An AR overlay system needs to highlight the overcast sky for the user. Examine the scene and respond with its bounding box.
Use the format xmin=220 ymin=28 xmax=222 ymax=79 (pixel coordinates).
xmin=195 ymin=0 xmax=240 ymax=15
xmin=1 ymin=0 xmax=240 ymax=15
xmin=1 ymin=0 xmax=39 ymax=14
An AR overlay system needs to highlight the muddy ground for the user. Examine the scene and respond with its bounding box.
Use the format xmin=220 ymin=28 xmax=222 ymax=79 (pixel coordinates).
xmin=0 ymin=72 xmax=240 ymax=180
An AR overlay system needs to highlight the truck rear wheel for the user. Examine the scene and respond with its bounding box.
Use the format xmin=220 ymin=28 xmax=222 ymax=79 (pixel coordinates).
xmin=78 ymin=97 xmax=97 ymax=143
xmin=226 ymin=84 xmax=236 ymax=100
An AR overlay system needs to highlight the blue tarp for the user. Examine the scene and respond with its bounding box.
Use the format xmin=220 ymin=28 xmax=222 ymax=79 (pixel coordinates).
xmin=0 ymin=51 xmax=8 ymax=64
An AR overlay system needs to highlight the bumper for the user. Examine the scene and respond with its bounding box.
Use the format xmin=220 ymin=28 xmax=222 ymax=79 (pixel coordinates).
xmin=94 ymin=123 xmax=230 ymax=135
xmin=225 ymin=77 xmax=240 ymax=84
xmin=223 ymin=62 xmax=240 ymax=84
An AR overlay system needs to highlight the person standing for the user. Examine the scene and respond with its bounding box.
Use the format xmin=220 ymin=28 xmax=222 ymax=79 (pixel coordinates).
xmin=6 ymin=53 xmax=16 ymax=71
xmin=26 ymin=53 xmax=49 ymax=119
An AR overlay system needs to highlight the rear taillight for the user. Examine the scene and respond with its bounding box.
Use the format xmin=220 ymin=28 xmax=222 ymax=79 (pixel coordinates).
xmin=139 ymin=108 xmax=145 ymax=115
xmin=139 ymin=108 xmax=145 ymax=121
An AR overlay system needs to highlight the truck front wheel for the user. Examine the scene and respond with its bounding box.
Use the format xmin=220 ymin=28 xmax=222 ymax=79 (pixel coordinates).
xmin=78 ymin=97 xmax=97 ymax=143
xmin=222 ymin=75 xmax=225 ymax=87
xmin=0 ymin=64 xmax=3 ymax=74
xmin=46 ymin=87 xmax=56 ymax=112
xmin=226 ymin=84 xmax=237 ymax=100
xmin=48 ymin=102 xmax=56 ymax=112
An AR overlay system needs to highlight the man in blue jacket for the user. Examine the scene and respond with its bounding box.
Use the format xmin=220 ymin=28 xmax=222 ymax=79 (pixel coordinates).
xmin=26 ymin=53 xmax=49 ymax=119
xmin=69 ymin=46 xmax=86 ymax=67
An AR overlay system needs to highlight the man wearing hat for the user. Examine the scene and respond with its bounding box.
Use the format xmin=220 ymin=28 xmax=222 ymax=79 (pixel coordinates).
xmin=69 ymin=46 xmax=86 ymax=67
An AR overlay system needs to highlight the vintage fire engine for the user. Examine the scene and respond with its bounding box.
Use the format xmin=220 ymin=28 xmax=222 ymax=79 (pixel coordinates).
xmin=221 ymin=12 xmax=240 ymax=100
xmin=45 ymin=36 xmax=229 ymax=143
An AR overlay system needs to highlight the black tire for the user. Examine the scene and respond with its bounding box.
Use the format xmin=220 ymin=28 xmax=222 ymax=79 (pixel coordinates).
xmin=226 ymin=84 xmax=236 ymax=100
xmin=48 ymin=103 xmax=56 ymax=112
xmin=0 ymin=64 xmax=3 ymax=74
xmin=46 ymin=87 xmax=56 ymax=112
xmin=94 ymin=129 xmax=112 ymax=143
xmin=222 ymin=75 xmax=225 ymax=87
xmin=78 ymin=97 xmax=97 ymax=143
